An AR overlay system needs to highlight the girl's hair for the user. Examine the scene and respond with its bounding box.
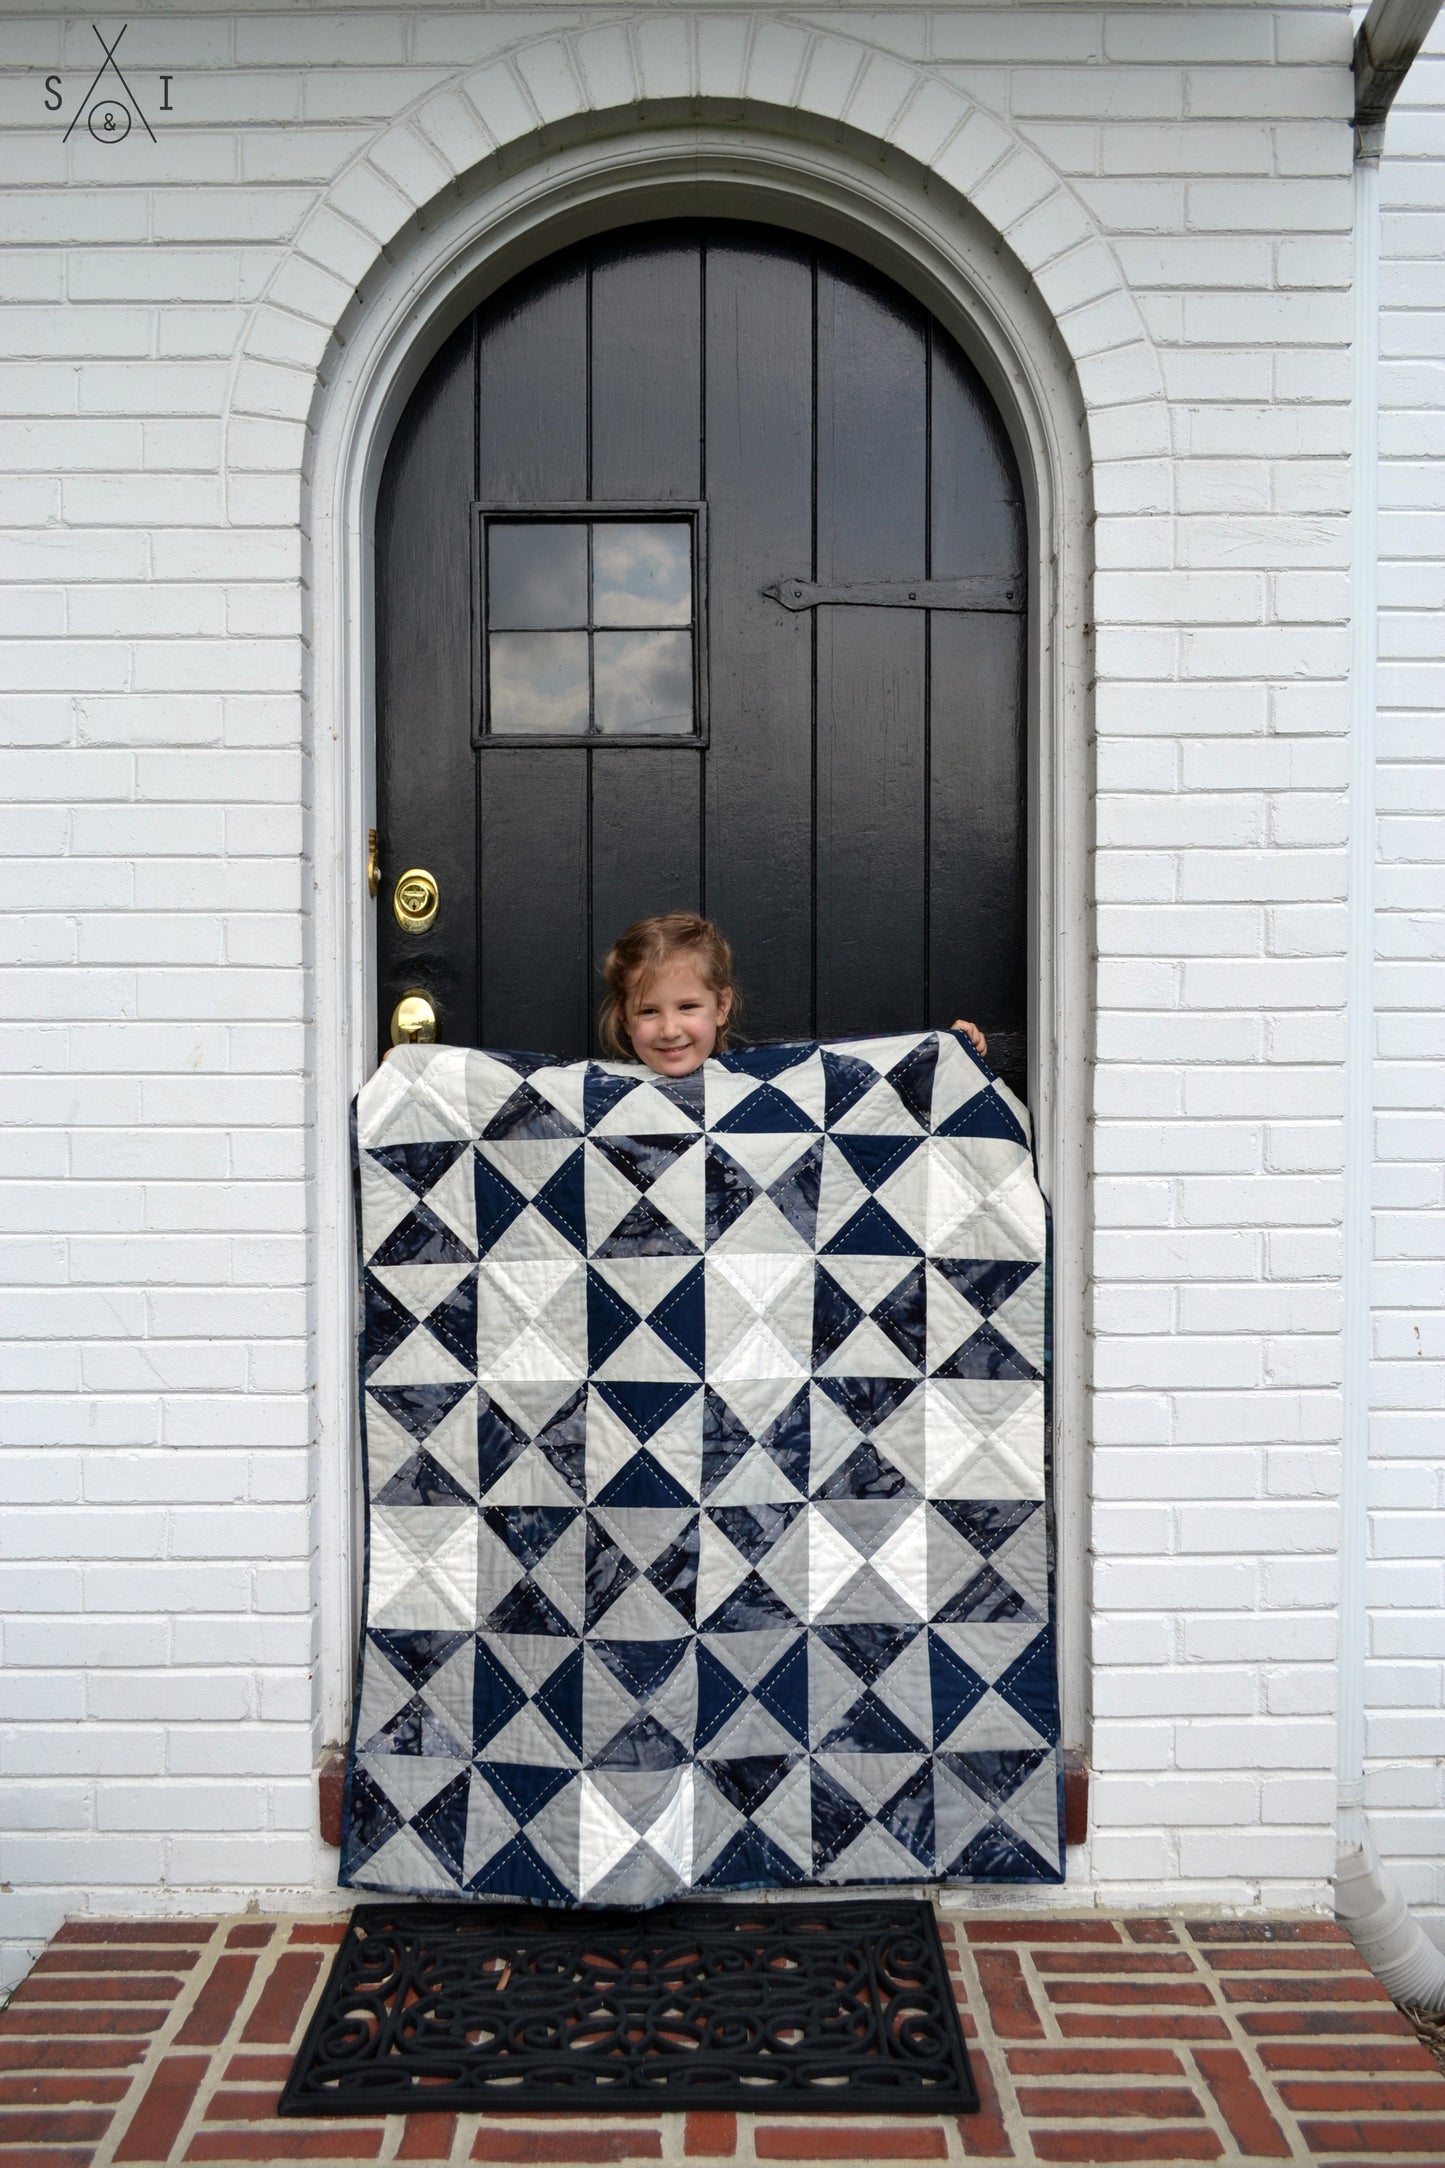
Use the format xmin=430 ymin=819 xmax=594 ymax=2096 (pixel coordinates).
xmin=599 ymin=912 xmax=739 ymax=1060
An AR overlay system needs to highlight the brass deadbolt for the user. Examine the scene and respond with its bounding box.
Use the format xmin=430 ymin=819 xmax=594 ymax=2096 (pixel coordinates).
xmin=393 ymin=866 xmax=439 ymax=935
xmin=390 ymin=991 xmax=438 ymax=1046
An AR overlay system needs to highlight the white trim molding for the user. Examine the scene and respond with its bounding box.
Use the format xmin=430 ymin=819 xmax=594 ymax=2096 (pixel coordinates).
xmin=292 ymin=73 xmax=1107 ymax=1786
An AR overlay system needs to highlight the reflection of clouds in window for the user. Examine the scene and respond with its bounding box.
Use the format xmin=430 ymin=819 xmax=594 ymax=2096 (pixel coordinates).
xmin=593 ymin=524 xmax=691 ymax=627
xmin=594 ymin=630 xmax=693 ymax=733
xmin=489 ymin=524 xmax=587 ymax=629
xmin=489 ymin=631 xmax=589 ymax=733
xmin=483 ymin=514 xmax=699 ymax=736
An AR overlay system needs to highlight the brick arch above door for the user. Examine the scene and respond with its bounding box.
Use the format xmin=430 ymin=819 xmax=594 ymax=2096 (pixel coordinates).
xmin=224 ymin=16 xmax=1164 ymax=485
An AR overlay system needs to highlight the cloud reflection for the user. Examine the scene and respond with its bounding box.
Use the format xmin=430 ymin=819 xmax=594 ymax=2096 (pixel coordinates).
xmin=489 ymin=524 xmax=588 ymax=630
xmin=593 ymin=523 xmax=691 ymax=628
xmin=594 ymin=630 xmax=693 ymax=733
xmin=489 ymin=630 xmax=589 ymax=733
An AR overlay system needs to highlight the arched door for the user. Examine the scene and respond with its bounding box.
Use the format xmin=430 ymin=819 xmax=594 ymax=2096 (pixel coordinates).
xmin=375 ymin=220 xmax=1027 ymax=1087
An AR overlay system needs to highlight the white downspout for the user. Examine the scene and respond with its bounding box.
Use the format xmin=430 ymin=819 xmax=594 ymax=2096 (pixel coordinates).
xmin=1334 ymin=1 xmax=1445 ymax=2011
xmin=1337 ymin=117 xmax=1380 ymax=1878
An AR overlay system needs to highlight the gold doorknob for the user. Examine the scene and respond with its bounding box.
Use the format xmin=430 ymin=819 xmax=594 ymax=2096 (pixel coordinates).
xmin=390 ymin=991 xmax=438 ymax=1046
xmin=393 ymin=867 xmax=439 ymax=935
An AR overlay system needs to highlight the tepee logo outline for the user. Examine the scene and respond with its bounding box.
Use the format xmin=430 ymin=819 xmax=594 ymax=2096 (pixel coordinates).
xmin=62 ymin=23 xmax=157 ymax=146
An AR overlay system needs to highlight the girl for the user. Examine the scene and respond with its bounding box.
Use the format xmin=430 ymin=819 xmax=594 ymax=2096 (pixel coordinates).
xmin=600 ymin=911 xmax=986 ymax=1078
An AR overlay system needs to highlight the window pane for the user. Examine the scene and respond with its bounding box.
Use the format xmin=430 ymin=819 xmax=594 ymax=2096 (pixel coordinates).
xmin=489 ymin=631 xmax=589 ymax=734
xmin=488 ymin=523 xmax=587 ymax=629
xmin=593 ymin=630 xmax=693 ymax=734
xmin=592 ymin=522 xmax=691 ymax=627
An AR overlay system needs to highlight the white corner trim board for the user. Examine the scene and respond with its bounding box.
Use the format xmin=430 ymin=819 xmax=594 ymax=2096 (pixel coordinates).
xmin=1338 ymin=66 xmax=1382 ymax=1890
xmin=298 ymin=112 xmax=1096 ymax=1755
xmin=1334 ymin=0 xmax=1445 ymax=2011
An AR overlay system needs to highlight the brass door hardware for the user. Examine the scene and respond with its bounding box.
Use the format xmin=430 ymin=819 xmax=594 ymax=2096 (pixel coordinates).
xmin=367 ymin=829 xmax=380 ymax=898
xmin=393 ymin=867 xmax=440 ymax=935
xmin=390 ymin=991 xmax=438 ymax=1045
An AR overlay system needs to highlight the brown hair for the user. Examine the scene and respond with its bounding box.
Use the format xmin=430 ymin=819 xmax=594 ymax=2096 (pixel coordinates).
xmin=599 ymin=912 xmax=739 ymax=1060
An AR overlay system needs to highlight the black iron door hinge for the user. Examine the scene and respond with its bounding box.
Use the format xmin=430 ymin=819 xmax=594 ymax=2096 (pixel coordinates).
xmin=764 ymin=575 xmax=1024 ymax=613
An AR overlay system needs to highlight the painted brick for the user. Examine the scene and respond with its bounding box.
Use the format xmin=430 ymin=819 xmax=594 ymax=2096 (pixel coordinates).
xmin=757 ymin=2133 xmax=949 ymax=2161
xmin=398 ymin=2113 xmax=461 ymax=2160
xmin=470 ymin=2137 xmax=663 ymax=2164
xmin=239 ymin=1950 xmax=322 ymax=2043
xmin=685 ymin=2110 xmax=737 ymax=2156
xmin=113 ymin=2052 xmax=210 ymax=2163
xmin=0 ymin=0 xmax=1429 ymax=1946
xmin=175 ymin=1956 xmax=257 ymax=2046
xmin=1028 ymin=2137 xmax=1221 ymax=2165
xmin=1012 ymin=2083 xmax=1204 ymax=2118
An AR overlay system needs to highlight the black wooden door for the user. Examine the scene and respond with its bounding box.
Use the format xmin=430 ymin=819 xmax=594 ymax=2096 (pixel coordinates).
xmin=376 ymin=221 xmax=1027 ymax=1088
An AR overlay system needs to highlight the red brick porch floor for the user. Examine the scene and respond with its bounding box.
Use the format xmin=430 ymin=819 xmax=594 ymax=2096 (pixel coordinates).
xmin=4 ymin=1913 xmax=1445 ymax=2168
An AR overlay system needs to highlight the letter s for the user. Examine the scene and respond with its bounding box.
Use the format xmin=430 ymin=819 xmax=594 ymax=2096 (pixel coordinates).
xmin=43 ymin=74 xmax=62 ymax=111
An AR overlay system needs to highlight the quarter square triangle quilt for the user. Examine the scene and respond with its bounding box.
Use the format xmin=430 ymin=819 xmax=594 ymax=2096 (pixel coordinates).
xmin=342 ymin=1031 xmax=1062 ymax=1901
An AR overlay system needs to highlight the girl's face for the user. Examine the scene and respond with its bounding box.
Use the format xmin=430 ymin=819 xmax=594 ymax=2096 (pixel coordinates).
xmin=626 ymin=956 xmax=732 ymax=1078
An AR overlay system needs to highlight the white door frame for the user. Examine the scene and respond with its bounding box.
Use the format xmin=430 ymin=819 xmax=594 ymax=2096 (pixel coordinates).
xmin=306 ymin=116 xmax=1094 ymax=1765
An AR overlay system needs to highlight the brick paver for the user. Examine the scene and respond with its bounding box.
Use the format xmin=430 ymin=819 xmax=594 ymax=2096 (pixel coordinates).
xmin=2 ymin=1913 xmax=1442 ymax=2167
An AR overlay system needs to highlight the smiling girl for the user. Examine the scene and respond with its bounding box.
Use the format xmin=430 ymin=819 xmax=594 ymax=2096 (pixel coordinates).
xmin=599 ymin=911 xmax=985 ymax=1076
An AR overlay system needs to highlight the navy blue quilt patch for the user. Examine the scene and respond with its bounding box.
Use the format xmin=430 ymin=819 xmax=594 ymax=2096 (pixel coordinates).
xmin=342 ymin=1033 xmax=1062 ymax=1900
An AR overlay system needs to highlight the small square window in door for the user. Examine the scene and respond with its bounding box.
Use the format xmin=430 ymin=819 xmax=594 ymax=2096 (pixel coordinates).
xmin=475 ymin=506 xmax=705 ymax=746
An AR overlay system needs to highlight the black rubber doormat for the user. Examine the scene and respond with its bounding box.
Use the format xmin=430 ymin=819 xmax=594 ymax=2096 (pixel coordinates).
xmin=279 ymin=1898 xmax=978 ymax=2117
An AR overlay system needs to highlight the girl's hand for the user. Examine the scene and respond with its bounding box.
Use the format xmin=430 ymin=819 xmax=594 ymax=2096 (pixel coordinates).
xmin=951 ymin=1018 xmax=987 ymax=1057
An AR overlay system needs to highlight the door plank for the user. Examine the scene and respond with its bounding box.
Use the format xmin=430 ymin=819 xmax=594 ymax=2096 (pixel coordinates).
xmin=375 ymin=320 xmax=477 ymax=1060
xmin=814 ymin=258 xmax=929 ymax=1037
xmin=589 ymin=748 xmax=702 ymax=1042
xmin=583 ymin=232 xmax=706 ymax=1047
xmin=478 ymin=256 xmax=588 ymax=506
xmin=929 ymin=332 xmax=1028 ymax=1078
xmin=930 ymin=330 xmax=1027 ymax=581
xmin=703 ymin=234 xmax=815 ymax=1040
xmin=928 ymin=614 xmax=1026 ymax=1053
xmin=590 ymin=235 xmax=702 ymax=501
xmin=480 ymin=750 xmax=589 ymax=1053
xmin=477 ymin=254 xmax=589 ymax=1047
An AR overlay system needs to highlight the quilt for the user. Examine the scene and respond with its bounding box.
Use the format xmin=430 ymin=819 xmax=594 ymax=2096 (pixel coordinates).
xmin=341 ymin=1031 xmax=1062 ymax=1901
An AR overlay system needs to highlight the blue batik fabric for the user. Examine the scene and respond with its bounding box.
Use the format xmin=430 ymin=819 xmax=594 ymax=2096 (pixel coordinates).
xmin=341 ymin=1032 xmax=1062 ymax=1901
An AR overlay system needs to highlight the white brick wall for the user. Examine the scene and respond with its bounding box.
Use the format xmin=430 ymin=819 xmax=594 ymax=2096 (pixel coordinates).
xmin=1006 ymin=0 xmax=1353 ymax=1906
xmin=1369 ymin=14 xmax=1445 ymax=1942
xmin=0 ymin=0 xmax=1428 ymax=1983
